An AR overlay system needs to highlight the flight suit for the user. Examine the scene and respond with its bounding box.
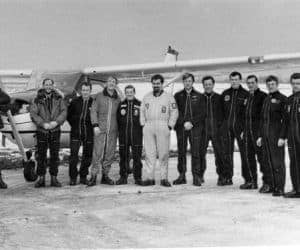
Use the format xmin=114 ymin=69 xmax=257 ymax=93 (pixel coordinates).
xmin=221 ymin=86 xmax=249 ymax=180
xmin=117 ymin=98 xmax=143 ymax=181
xmin=140 ymin=91 xmax=178 ymax=180
xmin=243 ymin=88 xmax=270 ymax=185
xmin=260 ymin=91 xmax=287 ymax=193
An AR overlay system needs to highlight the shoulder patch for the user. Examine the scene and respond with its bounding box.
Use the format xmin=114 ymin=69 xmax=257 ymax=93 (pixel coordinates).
xmin=171 ymin=103 xmax=177 ymax=109
xmin=224 ymin=95 xmax=230 ymax=101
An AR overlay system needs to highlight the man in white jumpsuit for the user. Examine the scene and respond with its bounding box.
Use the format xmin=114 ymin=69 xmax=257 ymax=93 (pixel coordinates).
xmin=140 ymin=74 xmax=178 ymax=187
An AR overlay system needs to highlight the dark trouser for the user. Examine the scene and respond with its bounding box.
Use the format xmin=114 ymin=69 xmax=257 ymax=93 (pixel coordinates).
xmin=201 ymin=130 xmax=227 ymax=179
xmin=36 ymin=130 xmax=61 ymax=176
xmin=288 ymin=133 xmax=300 ymax=193
xmin=119 ymin=142 xmax=143 ymax=180
xmin=244 ymin=131 xmax=272 ymax=185
xmin=69 ymin=137 xmax=93 ymax=180
xmin=263 ymin=135 xmax=285 ymax=191
xmin=176 ymin=127 xmax=202 ymax=177
xmin=223 ymin=126 xmax=247 ymax=179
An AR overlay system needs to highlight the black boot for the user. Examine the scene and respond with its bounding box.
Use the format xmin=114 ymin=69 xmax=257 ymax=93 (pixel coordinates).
xmin=141 ymin=179 xmax=155 ymax=186
xmin=87 ymin=175 xmax=97 ymax=187
xmin=193 ymin=176 xmax=202 ymax=186
xmin=173 ymin=174 xmax=186 ymax=185
xmin=217 ymin=177 xmax=227 ymax=186
xmin=101 ymin=174 xmax=115 ymax=185
xmin=240 ymin=182 xmax=254 ymax=190
xmin=0 ymin=173 xmax=8 ymax=189
xmin=51 ymin=176 xmax=62 ymax=187
xmin=259 ymin=183 xmax=273 ymax=193
xmin=284 ymin=190 xmax=300 ymax=198
xmin=224 ymin=178 xmax=233 ymax=185
xmin=272 ymin=188 xmax=284 ymax=197
xmin=116 ymin=176 xmax=128 ymax=185
xmin=35 ymin=175 xmax=46 ymax=188
xmin=134 ymin=178 xmax=143 ymax=186
xmin=69 ymin=177 xmax=77 ymax=186
xmin=80 ymin=176 xmax=88 ymax=185
xmin=161 ymin=179 xmax=171 ymax=187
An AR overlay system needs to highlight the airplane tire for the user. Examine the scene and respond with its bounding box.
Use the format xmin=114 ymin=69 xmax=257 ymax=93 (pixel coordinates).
xmin=23 ymin=159 xmax=38 ymax=182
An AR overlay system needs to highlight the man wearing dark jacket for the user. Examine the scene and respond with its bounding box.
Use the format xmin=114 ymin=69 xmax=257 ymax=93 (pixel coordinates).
xmin=257 ymin=75 xmax=287 ymax=196
xmin=200 ymin=76 xmax=230 ymax=186
xmin=173 ymin=73 xmax=206 ymax=186
xmin=116 ymin=85 xmax=143 ymax=185
xmin=30 ymin=78 xmax=67 ymax=188
xmin=221 ymin=71 xmax=249 ymax=185
xmin=67 ymin=82 xmax=93 ymax=186
xmin=240 ymin=75 xmax=270 ymax=192
xmin=283 ymin=73 xmax=300 ymax=198
xmin=0 ymin=87 xmax=11 ymax=189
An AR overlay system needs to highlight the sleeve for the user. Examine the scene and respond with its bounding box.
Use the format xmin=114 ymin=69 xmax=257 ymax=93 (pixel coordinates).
xmin=66 ymin=100 xmax=74 ymax=125
xmin=116 ymin=102 xmax=121 ymax=127
xmin=140 ymin=97 xmax=146 ymax=126
xmin=55 ymin=98 xmax=67 ymax=125
xmin=258 ymin=98 xmax=266 ymax=138
xmin=279 ymin=96 xmax=289 ymax=139
xmin=168 ymin=94 xmax=179 ymax=128
xmin=30 ymin=101 xmax=45 ymax=127
xmin=90 ymin=96 xmax=99 ymax=127
xmin=174 ymin=93 xmax=185 ymax=127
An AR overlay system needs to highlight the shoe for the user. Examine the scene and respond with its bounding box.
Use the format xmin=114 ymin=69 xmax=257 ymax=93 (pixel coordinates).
xmin=87 ymin=175 xmax=97 ymax=187
xmin=240 ymin=182 xmax=257 ymax=190
xmin=69 ymin=179 xmax=77 ymax=186
xmin=193 ymin=176 xmax=202 ymax=186
xmin=141 ymin=179 xmax=155 ymax=186
xmin=284 ymin=190 xmax=300 ymax=198
xmin=50 ymin=176 xmax=62 ymax=187
xmin=173 ymin=174 xmax=186 ymax=185
xmin=224 ymin=178 xmax=233 ymax=186
xmin=80 ymin=177 xmax=88 ymax=185
xmin=35 ymin=176 xmax=46 ymax=188
xmin=160 ymin=179 xmax=171 ymax=187
xmin=134 ymin=179 xmax=143 ymax=186
xmin=259 ymin=184 xmax=273 ymax=193
xmin=217 ymin=177 xmax=227 ymax=186
xmin=101 ymin=174 xmax=115 ymax=185
xmin=0 ymin=173 xmax=8 ymax=189
xmin=116 ymin=177 xmax=128 ymax=185
xmin=200 ymin=177 xmax=205 ymax=184
xmin=272 ymin=189 xmax=284 ymax=197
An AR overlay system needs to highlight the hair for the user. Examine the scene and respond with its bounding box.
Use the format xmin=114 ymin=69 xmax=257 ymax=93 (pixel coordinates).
xmin=107 ymin=75 xmax=118 ymax=84
xmin=182 ymin=73 xmax=195 ymax=82
xmin=266 ymin=75 xmax=279 ymax=84
xmin=202 ymin=75 xmax=215 ymax=84
xmin=246 ymin=74 xmax=258 ymax=83
xmin=81 ymin=81 xmax=92 ymax=90
xmin=124 ymin=84 xmax=136 ymax=93
xmin=151 ymin=74 xmax=164 ymax=84
xmin=290 ymin=73 xmax=300 ymax=82
xmin=42 ymin=78 xmax=54 ymax=85
xmin=229 ymin=71 xmax=242 ymax=80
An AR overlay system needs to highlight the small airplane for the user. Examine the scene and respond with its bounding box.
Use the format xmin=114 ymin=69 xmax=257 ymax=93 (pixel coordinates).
xmin=1 ymin=46 xmax=300 ymax=181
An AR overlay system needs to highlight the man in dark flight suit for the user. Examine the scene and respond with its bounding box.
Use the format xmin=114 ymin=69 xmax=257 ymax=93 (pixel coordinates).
xmin=221 ymin=71 xmax=249 ymax=185
xmin=257 ymin=75 xmax=287 ymax=196
xmin=240 ymin=75 xmax=270 ymax=192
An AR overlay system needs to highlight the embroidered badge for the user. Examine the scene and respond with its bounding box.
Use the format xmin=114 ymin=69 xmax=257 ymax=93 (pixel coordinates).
xmin=298 ymin=107 xmax=300 ymax=113
xmin=161 ymin=106 xmax=167 ymax=113
xmin=121 ymin=104 xmax=127 ymax=107
xmin=171 ymin=103 xmax=177 ymax=109
xmin=244 ymin=99 xmax=247 ymax=105
xmin=271 ymin=98 xmax=279 ymax=104
xmin=120 ymin=109 xmax=126 ymax=116
xmin=145 ymin=103 xmax=149 ymax=109
xmin=134 ymin=109 xmax=139 ymax=116
xmin=224 ymin=95 xmax=230 ymax=101
xmin=287 ymin=105 xmax=291 ymax=113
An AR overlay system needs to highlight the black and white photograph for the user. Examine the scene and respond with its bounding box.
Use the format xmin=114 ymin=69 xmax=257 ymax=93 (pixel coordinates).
xmin=1 ymin=0 xmax=300 ymax=249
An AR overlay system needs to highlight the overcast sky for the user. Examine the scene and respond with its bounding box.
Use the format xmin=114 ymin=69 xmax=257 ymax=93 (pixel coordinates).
xmin=1 ymin=0 xmax=300 ymax=70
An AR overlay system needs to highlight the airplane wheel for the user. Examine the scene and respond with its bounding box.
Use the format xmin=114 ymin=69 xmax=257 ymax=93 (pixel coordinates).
xmin=23 ymin=159 xmax=38 ymax=182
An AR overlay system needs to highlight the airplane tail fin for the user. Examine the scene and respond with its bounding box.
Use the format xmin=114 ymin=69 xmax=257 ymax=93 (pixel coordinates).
xmin=164 ymin=46 xmax=179 ymax=63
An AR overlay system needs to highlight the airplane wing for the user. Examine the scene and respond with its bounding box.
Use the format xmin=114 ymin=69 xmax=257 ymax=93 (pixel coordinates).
xmin=83 ymin=52 xmax=300 ymax=82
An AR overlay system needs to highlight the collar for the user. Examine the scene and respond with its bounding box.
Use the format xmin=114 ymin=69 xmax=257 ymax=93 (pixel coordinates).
xmin=153 ymin=90 xmax=164 ymax=97
xmin=103 ymin=87 xmax=118 ymax=99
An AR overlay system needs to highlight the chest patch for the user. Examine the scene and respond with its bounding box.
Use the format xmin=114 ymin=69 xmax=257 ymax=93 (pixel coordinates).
xmin=171 ymin=103 xmax=177 ymax=109
xmin=271 ymin=98 xmax=280 ymax=104
xmin=134 ymin=109 xmax=139 ymax=116
xmin=120 ymin=109 xmax=126 ymax=116
xmin=224 ymin=95 xmax=230 ymax=101
xmin=244 ymin=99 xmax=247 ymax=105
xmin=161 ymin=106 xmax=167 ymax=113
xmin=287 ymin=105 xmax=291 ymax=113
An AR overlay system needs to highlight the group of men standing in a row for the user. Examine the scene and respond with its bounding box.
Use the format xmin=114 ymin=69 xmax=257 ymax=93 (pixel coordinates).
xmin=1 ymin=71 xmax=300 ymax=198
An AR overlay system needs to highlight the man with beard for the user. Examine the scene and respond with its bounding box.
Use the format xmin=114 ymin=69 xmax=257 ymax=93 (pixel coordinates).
xmin=173 ymin=73 xmax=206 ymax=186
xmin=283 ymin=73 xmax=300 ymax=198
xmin=257 ymin=75 xmax=287 ymax=196
xmin=87 ymin=76 xmax=121 ymax=186
xmin=30 ymin=78 xmax=67 ymax=188
xmin=140 ymin=74 xmax=178 ymax=187
xmin=240 ymin=75 xmax=270 ymax=192
xmin=67 ymin=82 xmax=93 ymax=186
xmin=200 ymin=75 xmax=230 ymax=186
xmin=116 ymin=85 xmax=143 ymax=185
xmin=221 ymin=71 xmax=249 ymax=185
